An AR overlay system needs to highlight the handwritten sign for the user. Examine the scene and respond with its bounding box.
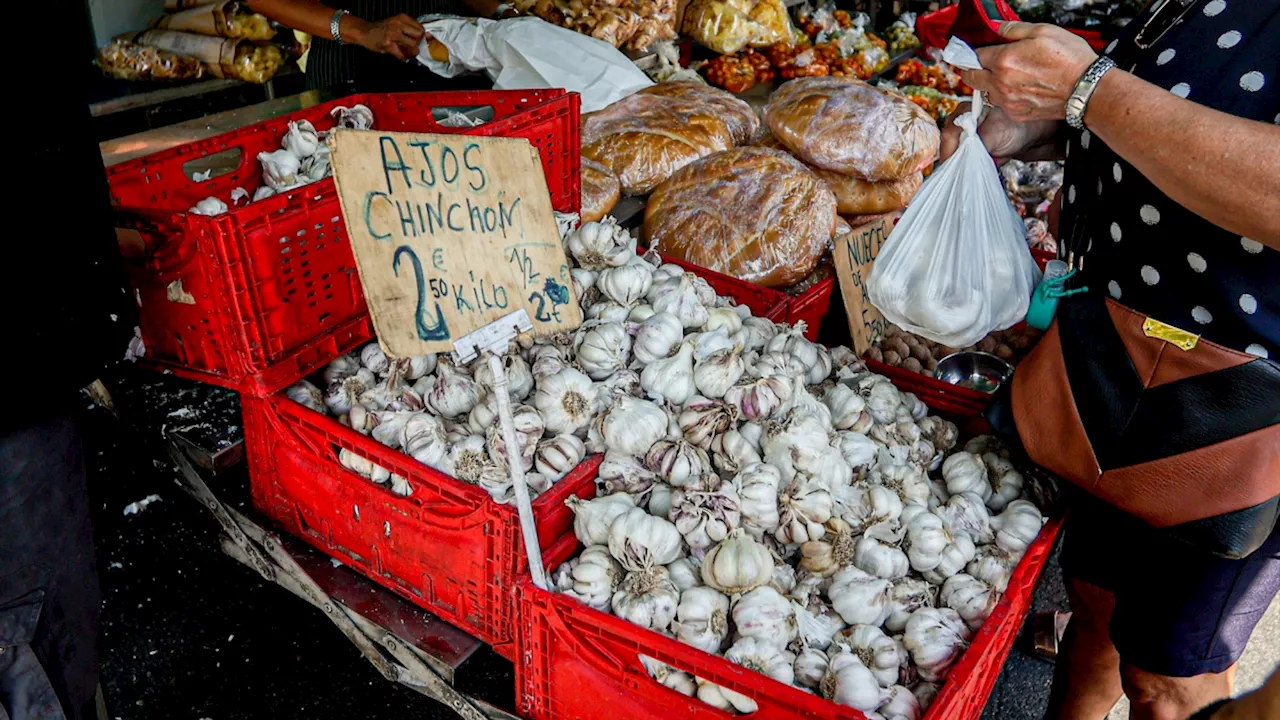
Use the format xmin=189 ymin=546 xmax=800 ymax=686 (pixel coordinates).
xmin=831 ymin=214 xmax=895 ymax=357
xmin=330 ymin=130 xmax=580 ymax=356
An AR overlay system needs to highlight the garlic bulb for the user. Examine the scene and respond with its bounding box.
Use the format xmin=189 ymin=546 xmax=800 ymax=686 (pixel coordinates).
xmin=612 ymin=566 xmax=680 ymax=631
xmin=689 ymin=275 xmax=717 ymax=308
xmin=565 ymin=545 xmax=623 ymax=611
xmin=725 ymin=636 xmax=796 ymax=686
xmin=323 ymin=353 xmax=361 ymax=384
xmin=731 ymin=586 xmax=797 ymax=649
xmin=983 ymin=452 xmax=1025 ymax=513
xmin=285 ymin=380 xmax=325 ymax=413
xmin=902 ymin=608 xmax=970 ymax=682
xmin=885 ymin=578 xmax=935 ymax=634
xmin=799 ymin=517 xmax=856 ymax=578
xmin=825 ymin=383 xmax=874 ymax=433
xmin=467 ymin=394 xmax=500 ymax=435
xmin=674 ymin=586 xmax=730 ymax=653
xmin=405 ymin=414 xmax=448 ymax=471
xmin=853 ymin=522 xmax=910 ymax=580
xmin=586 ymin=301 xmax=631 ymax=323
xmin=762 ymin=406 xmax=846 ymax=489
xmin=835 ymin=624 xmax=902 ymax=688
xmin=836 ymin=431 xmax=879 ymax=475
xmin=574 ymin=322 xmax=632 ymax=380
xmin=836 ymin=482 xmax=903 ymax=534
xmin=770 ymin=563 xmax=797 ymax=596
xmin=645 ymin=439 xmax=712 ymax=488
xmin=597 ymin=451 xmax=657 ymax=496
xmin=711 ymin=429 xmax=762 ymax=476
xmin=570 ymin=267 xmax=598 ymax=294
xmin=485 ymin=419 xmax=537 ymax=471
xmin=628 ymin=304 xmax=656 ymax=323
xmin=594 ymin=368 xmax=642 ymax=409
xmin=696 ymin=680 xmax=757 ymax=714
xmin=568 ymin=493 xmax=636 ymax=546
xmin=733 ymin=462 xmax=782 ymax=540
xmin=652 ymin=275 xmax=708 ymax=329
xmin=859 ymin=375 xmax=903 ymax=425
xmin=189 ymin=196 xmax=228 ymax=216
xmin=904 ymin=508 xmax=976 ymax=582
xmin=472 ymin=351 xmax=533 ymax=400
xmin=445 ymin=434 xmax=491 ymax=483
xmin=917 ymin=416 xmax=959 ymax=453
xmin=566 ymin=218 xmax=634 ymax=270
xmin=764 ymin=323 xmax=832 ymax=385
xmin=941 ymin=452 xmax=992 ymax=503
xmin=530 ymin=345 xmax=568 ymax=378
xmin=821 ymin=651 xmax=888 ymax=711
xmin=425 ymin=361 xmax=480 ymax=419
xmin=795 ymin=646 xmax=831 ymax=689
xmin=640 ymin=341 xmax=695 ymax=404
xmin=869 ymin=450 xmax=931 ymax=507
xmin=259 ymin=148 xmax=300 ymax=189
xmin=607 ymin=507 xmax=683 ymax=570
xmin=534 ymin=368 xmax=598 ymax=436
xmin=967 ymin=545 xmax=1018 ymax=592
xmin=793 ymin=600 xmax=846 ymax=650
xmin=737 ymin=316 xmax=778 ymax=353
xmin=667 ymin=556 xmax=701 ymax=592
xmin=678 ymin=397 xmax=737 ymax=449
xmin=632 ymin=312 xmax=684 ymax=365
xmin=700 ymin=529 xmax=774 ymax=595
xmin=597 ymin=261 xmax=654 ymax=306
xmin=671 ymin=485 xmax=741 ymax=551
xmin=691 ymin=328 xmax=736 ymax=362
xmin=879 ymin=685 xmax=922 ymax=720
xmin=912 ymin=682 xmax=940 ymax=713
xmin=992 ymin=500 xmax=1044 ymax=554
xmin=640 ymin=656 xmax=697 ymax=697
xmin=941 ymin=573 xmax=999 ymax=632
xmin=534 ymin=434 xmax=586 ymax=481
xmin=592 ymin=396 xmax=667 ymax=457
xmin=693 ymin=346 xmax=746 ymax=399
xmin=775 ymin=473 xmax=834 ymax=545
xmin=724 ymin=375 xmax=792 ymax=422
xmin=937 ymin=492 xmax=994 ymax=545
xmin=751 ymin=350 xmax=809 ymax=380
xmin=828 ymin=566 xmax=892 ymax=627
xmin=703 ymin=307 xmax=743 ymax=336
xmin=647 ymin=482 xmax=673 ymax=519
xmin=324 ymin=368 xmax=375 ymax=415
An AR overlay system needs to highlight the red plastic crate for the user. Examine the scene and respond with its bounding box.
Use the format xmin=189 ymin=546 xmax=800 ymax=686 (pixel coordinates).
xmin=518 ymin=516 xmax=1063 ymax=720
xmin=109 ymin=90 xmax=581 ymax=396
xmin=865 ymin=358 xmax=993 ymax=416
xmin=643 ymin=250 xmax=790 ymax=323
xmin=241 ymin=392 xmax=600 ymax=656
xmin=787 ymin=276 xmax=837 ymax=341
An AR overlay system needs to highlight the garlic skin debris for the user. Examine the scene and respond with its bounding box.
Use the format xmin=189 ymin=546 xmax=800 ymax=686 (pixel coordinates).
xmin=674 ymin=586 xmax=731 ymax=653
xmin=701 ymin=528 xmax=774 ymax=595
xmin=612 ymin=565 xmax=680 ymax=631
xmin=903 ymin=608 xmax=971 ymax=682
xmin=567 ymin=493 xmax=635 ymax=547
xmin=534 ymin=367 xmax=598 ymax=435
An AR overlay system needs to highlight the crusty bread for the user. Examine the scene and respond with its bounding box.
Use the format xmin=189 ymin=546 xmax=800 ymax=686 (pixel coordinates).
xmin=755 ymin=131 xmax=923 ymax=214
xmin=645 ymin=147 xmax=837 ymax=288
xmin=580 ymin=157 xmax=621 ymax=223
xmin=765 ymin=77 xmax=939 ymax=181
xmin=639 ymin=81 xmax=760 ymax=145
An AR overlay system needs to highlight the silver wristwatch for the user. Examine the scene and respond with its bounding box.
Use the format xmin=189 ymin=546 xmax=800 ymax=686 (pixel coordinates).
xmin=1065 ymin=56 xmax=1116 ymax=129
xmin=330 ymin=8 xmax=349 ymax=44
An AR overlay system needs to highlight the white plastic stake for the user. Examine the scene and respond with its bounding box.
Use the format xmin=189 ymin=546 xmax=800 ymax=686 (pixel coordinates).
xmin=486 ymin=351 xmax=548 ymax=590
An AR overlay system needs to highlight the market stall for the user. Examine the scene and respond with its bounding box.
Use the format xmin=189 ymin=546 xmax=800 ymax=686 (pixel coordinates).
xmin=99 ymin=4 xmax=1077 ymax=719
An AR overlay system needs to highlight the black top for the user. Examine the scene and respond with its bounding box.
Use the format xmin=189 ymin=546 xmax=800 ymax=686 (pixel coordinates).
xmin=1062 ymin=0 xmax=1279 ymax=360
xmin=306 ymin=0 xmax=458 ymax=91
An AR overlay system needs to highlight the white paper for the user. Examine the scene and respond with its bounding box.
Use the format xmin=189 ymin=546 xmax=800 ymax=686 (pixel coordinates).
xmin=941 ymin=36 xmax=982 ymax=71
xmin=416 ymin=16 xmax=653 ymax=113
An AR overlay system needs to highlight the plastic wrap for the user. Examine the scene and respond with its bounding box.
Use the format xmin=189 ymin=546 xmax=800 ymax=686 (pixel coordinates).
xmin=153 ymin=2 xmax=276 ymax=41
xmin=645 ymin=147 xmax=837 ymax=288
xmin=531 ymin=0 xmax=678 ymax=51
xmin=97 ymin=40 xmax=206 ymax=81
xmin=755 ymin=132 xmax=922 ymax=215
xmin=581 ymin=157 xmax=621 ymax=223
xmin=126 ymin=30 xmax=286 ymax=83
xmin=638 ymin=81 xmax=759 ymax=144
xmin=581 ymin=92 xmax=736 ymax=195
xmin=680 ymin=0 xmax=797 ymax=54
xmin=764 ymin=76 xmax=939 ymax=181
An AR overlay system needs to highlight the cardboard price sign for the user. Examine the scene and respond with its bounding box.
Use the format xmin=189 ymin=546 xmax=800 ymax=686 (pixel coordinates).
xmin=330 ymin=130 xmax=580 ymax=356
xmin=831 ymin=214 xmax=894 ymax=357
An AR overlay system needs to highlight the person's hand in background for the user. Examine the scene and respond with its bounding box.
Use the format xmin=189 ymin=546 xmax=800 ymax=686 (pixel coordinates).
xmin=961 ymin=21 xmax=1097 ymax=122
xmin=348 ymin=13 xmax=425 ymax=61
xmin=938 ymin=103 xmax=1062 ymax=163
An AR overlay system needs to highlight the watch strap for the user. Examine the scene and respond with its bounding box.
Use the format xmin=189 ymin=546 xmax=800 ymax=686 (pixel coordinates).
xmin=1066 ymin=56 xmax=1117 ymax=129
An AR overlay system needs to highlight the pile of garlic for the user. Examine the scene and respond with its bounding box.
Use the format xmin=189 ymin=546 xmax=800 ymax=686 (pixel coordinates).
xmin=545 ymin=219 xmax=1049 ymax=718
xmin=189 ymin=104 xmax=374 ymax=216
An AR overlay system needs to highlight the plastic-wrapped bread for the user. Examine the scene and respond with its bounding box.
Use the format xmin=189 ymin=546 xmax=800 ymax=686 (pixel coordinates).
xmin=755 ymin=132 xmax=923 ymax=215
xmin=765 ymin=77 xmax=939 ymax=181
xmin=645 ymin=147 xmax=837 ymax=288
xmin=680 ymin=0 xmax=796 ymax=54
xmin=582 ymin=93 xmax=736 ymax=195
xmin=581 ymin=157 xmax=621 ymax=223
xmin=638 ymin=81 xmax=760 ymax=145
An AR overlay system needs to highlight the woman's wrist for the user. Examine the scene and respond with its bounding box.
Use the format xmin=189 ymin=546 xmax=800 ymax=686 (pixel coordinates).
xmin=339 ymin=13 xmax=373 ymax=47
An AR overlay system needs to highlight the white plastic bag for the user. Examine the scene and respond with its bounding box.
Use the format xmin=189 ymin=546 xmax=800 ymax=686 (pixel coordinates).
xmin=867 ymin=39 xmax=1040 ymax=348
xmin=416 ymin=16 xmax=653 ymax=113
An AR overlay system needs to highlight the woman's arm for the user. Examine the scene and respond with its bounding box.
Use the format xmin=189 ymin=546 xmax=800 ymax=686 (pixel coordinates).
xmin=245 ymin=0 xmax=424 ymax=60
xmin=964 ymin=22 xmax=1280 ymax=246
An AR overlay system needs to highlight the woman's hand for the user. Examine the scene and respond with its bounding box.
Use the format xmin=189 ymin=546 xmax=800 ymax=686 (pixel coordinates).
xmin=961 ymin=22 xmax=1098 ymax=122
xmin=939 ymin=103 xmax=1062 ymax=163
xmin=348 ymin=13 xmax=426 ymax=61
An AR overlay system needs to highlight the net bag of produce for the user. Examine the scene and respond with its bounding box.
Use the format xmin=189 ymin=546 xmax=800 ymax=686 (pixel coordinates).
xmin=866 ymin=39 xmax=1039 ymax=348
xmin=680 ymin=0 xmax=797 ymax=55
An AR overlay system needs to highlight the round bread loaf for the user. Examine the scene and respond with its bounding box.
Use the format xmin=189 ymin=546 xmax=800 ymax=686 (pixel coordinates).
xmin=583 ymin=92 xmax=736 ymax=195
xmin=580 ymin=157 xmax=621 ymax=223
xmin=755 ymin=132 xmax=923 ymax=214
xmin=645 ymin=147 xmax=837 ymax=288
xmin=639 ymin=81 xmax=760 ymax=145
xmin=765 ymin=77 xmax=939 ymax=181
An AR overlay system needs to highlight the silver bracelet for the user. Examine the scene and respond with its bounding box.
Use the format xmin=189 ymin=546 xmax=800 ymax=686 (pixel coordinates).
xmin=1065 ymin=56 xmax=1116 ymax=130
xmin=330 ymin=8 xmax=349 ymax=44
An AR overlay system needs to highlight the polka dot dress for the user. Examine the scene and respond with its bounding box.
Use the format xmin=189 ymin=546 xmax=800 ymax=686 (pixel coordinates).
xmin=1061 ymin=0 xmax=1279 ymax=360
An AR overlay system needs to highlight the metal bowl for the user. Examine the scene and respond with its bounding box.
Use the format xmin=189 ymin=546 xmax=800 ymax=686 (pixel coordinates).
xmin=933 ymin=352 xmax=1015 ymax=394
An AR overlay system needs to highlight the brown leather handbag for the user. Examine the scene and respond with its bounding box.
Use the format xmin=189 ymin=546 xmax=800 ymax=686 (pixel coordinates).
xmin=990 ymin=294 xmax=1280 ymax=558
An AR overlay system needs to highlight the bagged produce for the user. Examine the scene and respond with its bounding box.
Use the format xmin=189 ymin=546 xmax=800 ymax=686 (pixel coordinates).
xmin=582 ymin=92 xmax=736 ymax=195
xmin=764 ymin=77 xmax=939 ymax=181
xmin=123 ymin=30 xmax=287 ymax=83
xmin=680 ymin=0 xmax=797 ymax=54
xmin=638 ymin=81 xmax=759 ymax=145
xmin=580 ymin=157 xmax=621 ymax=223
xmin=153 ymin=1 xmax=276 ymax=41
xmin=866 ymin=40 xmax=1040 ymax=347
xmin=97 ymin=40 xmax=206 ymax=81
xmin=646 ymin=147 xmax=837 ymax=288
